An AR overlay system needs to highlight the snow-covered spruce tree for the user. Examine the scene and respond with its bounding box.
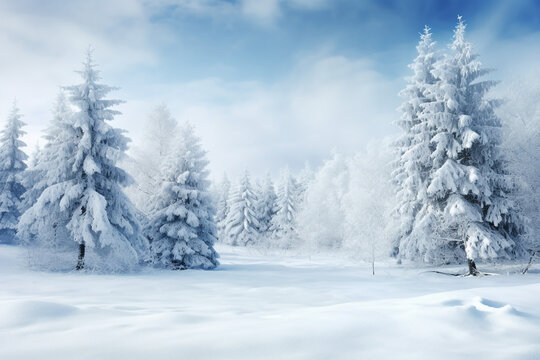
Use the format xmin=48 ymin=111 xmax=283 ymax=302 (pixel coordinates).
xmin=255 ymin=174 xmax=277 ymax=235
xmin=18 ymin=51 xmax=147 ymax=271
xmin=0 ymin=102 xmax=27 ymax=243
xmin=18 ymin=91 xmax=74 ymax=260
xmin=392 ymin=26 xmax=439 ymax=261
xmin=297 ymin=162 xmax=314 ymax=207
xmin=270 ymin=169 xmax=300 ymax=248
xmin=399 ymin=17 xmax=525 ymax=274
xmin=126 ymin=104 xmax=178 ymax=215
xmin=214 ymin=173 xmax=231 ymax=240
xmin=20 ymin=143 xmax=42 ymax=213
xmin=145 ymin=122 xmax=219 ymax=269
xmin=223 ymin=171 xmax=260 ymax=246
xmin=20 ymin=92 xmax=71 ymax=216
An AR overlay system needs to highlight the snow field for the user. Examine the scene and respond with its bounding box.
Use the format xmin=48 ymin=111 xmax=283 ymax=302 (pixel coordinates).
xmin=1 ymin=244 xmax=540 ymax=359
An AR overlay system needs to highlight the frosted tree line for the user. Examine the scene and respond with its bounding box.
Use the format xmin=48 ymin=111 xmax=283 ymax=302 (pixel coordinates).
xmin=1 ymin=17 xmax=539 ymax=275
xmin=215 ymin=167 xmax=311 ymax=249
xmin=215 ymin=16 xmax=538 ymax=275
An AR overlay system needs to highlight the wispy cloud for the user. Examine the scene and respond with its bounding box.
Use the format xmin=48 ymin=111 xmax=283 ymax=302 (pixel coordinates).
xmin=121 ymin=53 xmax=401 ymax=179
xmin=155 ymin=0 xmax=329 ymax=26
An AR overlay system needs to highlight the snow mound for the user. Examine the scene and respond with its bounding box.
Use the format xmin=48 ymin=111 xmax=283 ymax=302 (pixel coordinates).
xmin=439 ymin=296 xmax=528 ymax=321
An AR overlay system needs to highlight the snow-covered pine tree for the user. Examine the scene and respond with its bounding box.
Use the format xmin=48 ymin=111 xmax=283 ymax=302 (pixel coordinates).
xmin=145 ymin=122 xmax=219 ymax=269
xmin=270 ymin=169 xmax=300 ymax=248
xmin=215 ymin=173 xmax=231 ymax=240
xmin=18 ymin=50 xmax=147 ymax=271
xmin=20 ymin=143 xmax=42 ymax=213
xmin=392 ymin=26 xmax=440 ymax=261
xmin=398 ymin=17 xmax=525 ymax=274
xmin=18 ymin=92 xmax=74 ymax=257
xmin=0 ymin=102 xmax=28 ymax=243
xmin=297 ymin=162 xmax=314 ymax=206
xmin=255 ymin=174 xmax=277 ymax=234
xmin=28 ymin=142 xmax=41 ymax=168
xmin=223 ymin=171 xmax=260 ymax=246
xmin=127 ymin=104 xmax=178 ymax=215
xmin=20 ymin=92 xmax=71 ymax=216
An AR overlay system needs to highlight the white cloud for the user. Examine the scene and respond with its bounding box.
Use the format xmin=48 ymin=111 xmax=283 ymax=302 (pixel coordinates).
xmin=121 ymin=54 xmax=401 ymax=180
xmin=241 ymin=0 xmax=282 ymax=24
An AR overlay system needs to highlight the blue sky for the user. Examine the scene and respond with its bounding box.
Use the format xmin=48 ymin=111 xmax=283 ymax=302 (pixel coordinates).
xmin=1 ymin=0 xmax=540 ymax=179
xmin=132 ymin=0 xmax=540 ymax=82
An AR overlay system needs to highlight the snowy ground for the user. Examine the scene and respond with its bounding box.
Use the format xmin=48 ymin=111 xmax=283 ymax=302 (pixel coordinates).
xmin=1 ymin=244 xmax=540 ymax=359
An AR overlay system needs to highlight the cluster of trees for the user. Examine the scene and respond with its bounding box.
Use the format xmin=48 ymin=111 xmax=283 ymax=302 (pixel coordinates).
xmin=212 ymin=167 xmax=312 ymax=249
xmin=393 ymin=17 xmax=528 ymax=275
xmin=296 ymin=149 xmax=395 ymax=274
xmin=1 ymin=17 xmax=538 ymax=275
xmin=2 ymin=51 xmax=219 ymax=272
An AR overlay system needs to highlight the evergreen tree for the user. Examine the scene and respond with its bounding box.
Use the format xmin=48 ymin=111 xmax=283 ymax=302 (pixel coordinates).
xmin=393 ymin=26 xmax=440 ymax=261
xmin=18 ymin=51 xmax=147 ymax=271
xmin=223 ymin=171 xmax=260 ymax=246
xmin=18 ymin=91 xmax=74 ymax=256
xmin=20 ymin=143 xmax=42 ymax=213
xmin=215 ymin=173 xmax=231 ymax=240
xmin=270 ymin=170 xmax=300 ymax=248
xmin=256 ymin=174 xmax=277 ymax=234
xmin=397 ymin=17 xmax=525 ymax=274
xmin=297 ymin=162 xmax=314 ymax=206
xmin=0 ymin=102 xmax=27 ymax=243
xmin=127 ymin=104 xmax=178 ymax=215
xmin=21 ymin=92 xmax=71 ymax=215
xmin=145 ymin=122 xmax=219 ymax=269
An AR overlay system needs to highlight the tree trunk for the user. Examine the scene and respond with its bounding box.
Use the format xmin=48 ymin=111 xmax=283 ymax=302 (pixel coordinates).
xmin=464 ymin=231 xmax=480 ymax=276
xmin=467 ymin=258 xmax=480 ymax=276
xmin=76 ymin=242 xmax=85 ymax=270
xmin=76 ymin=205 xmax=87 ymax=271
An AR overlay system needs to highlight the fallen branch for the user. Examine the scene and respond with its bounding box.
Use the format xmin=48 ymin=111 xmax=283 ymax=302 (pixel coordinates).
xmin=426 ymin=270 xmax=498 ymax=277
